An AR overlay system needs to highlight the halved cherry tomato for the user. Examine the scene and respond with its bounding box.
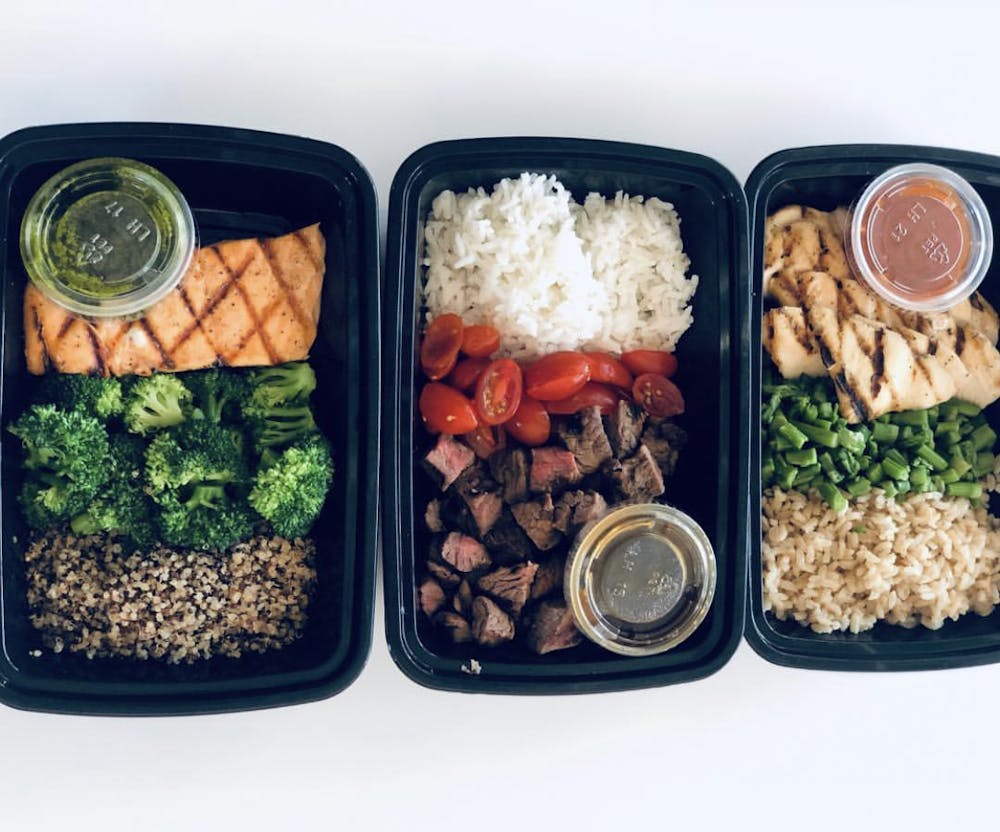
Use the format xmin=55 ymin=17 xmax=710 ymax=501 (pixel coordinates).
xmin=420 ymin=314 xmax=464 ymax=380
xmin=419 ymin=382 xmax=479 ymax=434
xmin=463 ymin=424 xmax=506 ymax=459
xmin=474 ymin=358 xmax=523 ymax=426
xmin=621 ymin=349 xmax=678 ymax=378
xmin=632 ymin=373 xmax=685 ymax=417
xmin=583 ymin=352 xmax=633 ymax=388
xmin=505 ymin=396 xmax=551 ymax=446
xmin=460 ymin=325 xmax=501 ymax=358
xmin=544 ymin=382 xmax=622 ymax=416
xmin=523 ymin=352 xmax=591 ymax=401
xmin=448 ymin=357 xmax=491 ymax=392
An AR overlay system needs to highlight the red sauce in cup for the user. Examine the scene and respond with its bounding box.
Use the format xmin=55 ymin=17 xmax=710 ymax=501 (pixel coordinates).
xmin=848 ymin=164 xmax=992 ymax=312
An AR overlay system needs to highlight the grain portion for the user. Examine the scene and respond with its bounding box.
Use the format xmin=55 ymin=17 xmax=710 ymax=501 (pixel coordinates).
xmin=25 ymin=529 xmax=316 ymax=663
xmin=762 ymin=487 xmax=1000 ymax=634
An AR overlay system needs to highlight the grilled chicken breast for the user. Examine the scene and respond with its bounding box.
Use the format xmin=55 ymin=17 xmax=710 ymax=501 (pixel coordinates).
xmin=806 ymin=306 xmax=957 ymax=422
xmin=25 ymin=224 xmax=325 ymax=376
xmin=763 ymin=205 xmax=851 ymax=285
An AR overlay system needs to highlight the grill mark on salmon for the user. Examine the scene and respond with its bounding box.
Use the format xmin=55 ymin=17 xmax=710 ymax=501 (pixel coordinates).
xmin=56 ymin=316 xmax=75 ymax=340
xmin=32 ymin=305 xmax=49 ymax=372
xmin=263 ymin=237 xmax=309 ymax=335
xmin=231 ymin=279 xmax=279 ymax=365
xmin=139 ymin=319 xmax=174 ymax=370
xmin=85 ymin=327 xmax=105 ymax=376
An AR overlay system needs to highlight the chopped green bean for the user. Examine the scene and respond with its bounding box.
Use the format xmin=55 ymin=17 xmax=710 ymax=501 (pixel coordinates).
xmin=916 ymin=445 xmax=949 ymax=471
xmin=777 ymin=423 xmax=808 ymax=450
xmin=791 ymin=421 xmax=839 ymax=448
xmin=784 ymin=447 xmax=818 ymax=466
xmin=816 ymin=480 xmax=847 ymax=512
xmin=882 ymin=457 xmax=909 ymax=480
xmin=946 ymin=482 xmax=982 ymax=499
xmin=846 ymin=478 xmax=872 ymax=497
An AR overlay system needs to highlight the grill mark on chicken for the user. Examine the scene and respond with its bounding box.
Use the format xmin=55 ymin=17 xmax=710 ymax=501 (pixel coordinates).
xmin=871 ymin=327 xmax=885 ymax=399
xmin=956 ymin=325 xmax=966 ymax=357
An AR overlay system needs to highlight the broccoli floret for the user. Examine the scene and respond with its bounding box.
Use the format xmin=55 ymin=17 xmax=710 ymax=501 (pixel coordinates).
xmin=181 ymin=368 xmax=250 ymax=424
xmin=145 ymin=420 xmax=249 ymax=493
xmin=243 ymin=401 xmax=318 ymax=452
xmin=124 ymin=374 xmax=192 ymax=435
xmin=144 ymin=421 xmax=253 ymax=550
xmin=157 ymin=491 xmax=256 ymax=551
xmin=247 ymin=362 xmax=316 ymax=407
xmin=70 ymin=434 xmax=157 ymax=550
xmin=249 ymin=434 xmax=333 ymax=538
xmin=34 ymin=374 xmax=124 ymax=420
xmin=8 ymin=404 xmax=110 ymax=529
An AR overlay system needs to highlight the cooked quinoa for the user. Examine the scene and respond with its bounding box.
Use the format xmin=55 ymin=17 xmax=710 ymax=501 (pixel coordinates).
xmin=25 ymin=529 xmax=317 ymax=663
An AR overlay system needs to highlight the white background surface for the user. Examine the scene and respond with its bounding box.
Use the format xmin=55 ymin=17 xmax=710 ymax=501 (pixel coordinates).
xmin=3 ymin=1 xmax=1000 ymax=829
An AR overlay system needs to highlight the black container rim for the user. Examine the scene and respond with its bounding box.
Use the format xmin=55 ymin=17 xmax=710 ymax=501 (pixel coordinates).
xmin=743 ymin=142 xmax=1000 ymax=672
xmin=382 ymin=135 xmax=750 ymax=694
xmin=0 ymin=121 xmax=381 ymax=715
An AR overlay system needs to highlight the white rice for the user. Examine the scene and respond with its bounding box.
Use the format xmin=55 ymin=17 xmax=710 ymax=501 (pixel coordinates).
xmin=762 ymin=487 xmax=1000 ymax=634
xmin=421 ymin=172 xmax=698 ymax=360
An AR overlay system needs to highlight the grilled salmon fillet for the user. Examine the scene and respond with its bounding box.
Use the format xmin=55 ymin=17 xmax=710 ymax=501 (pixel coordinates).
xmin=25 ymin=224 xmax=325 ymax=376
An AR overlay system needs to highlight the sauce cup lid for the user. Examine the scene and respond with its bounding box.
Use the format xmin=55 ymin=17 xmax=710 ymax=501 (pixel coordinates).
xmin=20 ymin=157 xmax=196 ymax=318
xmin=564 ymin=502 xmax=716 ymax=657
xmin=847 ymin=163 xmax=993 ymax=313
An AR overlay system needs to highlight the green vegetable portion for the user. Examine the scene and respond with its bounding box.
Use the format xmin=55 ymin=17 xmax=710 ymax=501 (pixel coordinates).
xmin=761 ymin=366 xmax=996 ymax=511
xmin=9 ymin=361 xmax=334 ymax=552
xmin=249 ymin=435 xmax=334 ymax=539
xmin=9 ymin=404 xmax=110 ymax=529
xmin=124 ymin=374 xmax=192 ymax=435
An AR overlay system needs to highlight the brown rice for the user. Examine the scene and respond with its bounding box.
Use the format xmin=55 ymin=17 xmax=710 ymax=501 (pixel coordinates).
xmin=762 ymin=488 xmax=1000 ymax=633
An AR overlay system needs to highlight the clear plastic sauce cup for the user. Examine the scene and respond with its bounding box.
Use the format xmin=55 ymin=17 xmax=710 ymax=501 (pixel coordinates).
xmin=847 ymin=163 xmax=993 ymax=313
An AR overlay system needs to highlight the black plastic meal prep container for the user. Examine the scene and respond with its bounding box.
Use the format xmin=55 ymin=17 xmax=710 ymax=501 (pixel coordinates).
xmin=382 ymin=137 xmax=750 ymax=694
xmin=745 ymin=143 xmax=1000 ymax=671
xmin=0 ymin=122 xmax=380 ymax=714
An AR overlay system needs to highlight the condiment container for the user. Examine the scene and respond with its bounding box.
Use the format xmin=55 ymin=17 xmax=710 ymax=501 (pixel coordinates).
xmin=564 ymin=503 xmax=716 ymax=657
xmin=0 ymin=123 xmax=379 ymax=715
xmin=382 ymin=137 xmax=748 ymax=694
xmin=21 ymin=157 xmax=196 ymax=317
xmin=747 ymin=144 xmax=1000 ymax=672
xmin=846 ymin=163 xmax=993 ymax=313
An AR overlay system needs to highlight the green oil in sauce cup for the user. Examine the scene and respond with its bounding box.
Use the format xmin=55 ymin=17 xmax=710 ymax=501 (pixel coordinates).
xmin=21 ymin=157 xmax=195 ymax=317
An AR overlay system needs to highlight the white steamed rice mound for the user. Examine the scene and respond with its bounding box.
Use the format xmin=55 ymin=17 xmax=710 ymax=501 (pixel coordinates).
xmin=421 ymin=172 xmax=698 ymax=360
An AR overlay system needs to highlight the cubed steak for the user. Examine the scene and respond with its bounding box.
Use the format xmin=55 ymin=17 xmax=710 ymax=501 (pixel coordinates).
xmin=418 ymin=577 xmax=446 ymax=616
xmin=450 ymin=464 xmax=504 ymax=537
xmin=606 ymin=444 xmax=665 ymax=502
xmin=526 ymin=600 xmax=583 ymax=654
xmin=530 ymin=556 xmax=564 ymax=601
xmin=489 ymin=448 xmax=530 ymax=504
xmin=434 ymin=610 xmax=472 ymax=643
xmin=482 ymin=509 xmax=534 ymax=564
xmin=476 ymin=562 xmax=539 ymax=618
xmin=604 ymin=400 xmax=647 ymax=458
xmin=530 ymin=447 xmax=582 ymax=494
xmin=641 ymin=419 xmax=688 ymax=478
xmin=426 ymin=559 xmax=461 ymax=588
xmin=472 ymin=596 xmax=515 ymax=646
xmin=557 ymin=405 xmax=613 ymax=474
xmin=424 ymin=499 xmax=444 ymax=533
xmin=422 ymin=434 xmax=475 ymax=491
xmin=511 ymin=494 xmax=562 ymax=551
xmin=436 ymin=532 xmax=492 ymax=573
xmin=553 ymin=490 xmax=608 ymax=535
